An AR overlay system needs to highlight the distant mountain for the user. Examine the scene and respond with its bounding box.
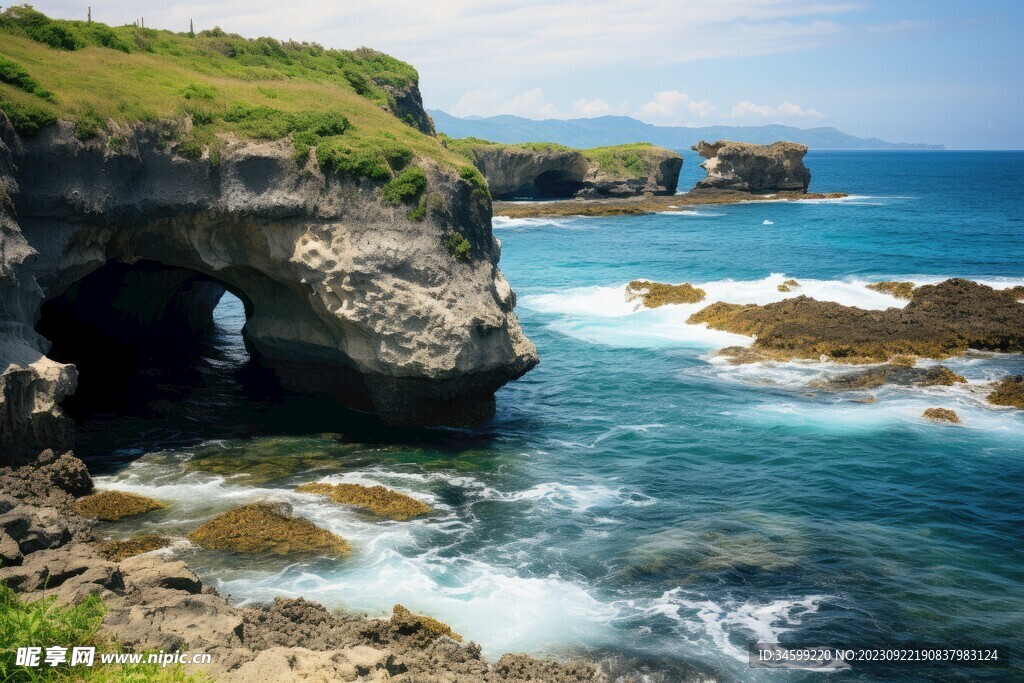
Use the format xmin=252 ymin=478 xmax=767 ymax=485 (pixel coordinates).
xmin=428 ymin=110 xmax=944 ymax=151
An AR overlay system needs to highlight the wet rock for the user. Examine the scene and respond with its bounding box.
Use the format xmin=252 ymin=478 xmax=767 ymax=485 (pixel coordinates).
xmin=0 ymin=450 xmax=93 ymax=504
xmin=987 ymin=375 xmax=1024 ymax=408
xmin=812 ymin=364 xmax=967 ymax=390
xmin=296 ymin=482 xmax=432 ymax=520
xmin=689 ymin=278 xmax=1024 ymax=363
xmin=777 ymin=279 xmax=800 ymax=293
xmin=866 ymin=281 xmax=915 ymax=299
xmin=492 ymin=653 xmax=597 ymax=682
xmin=923 ymin=408 xmax=961 ymax=424
xmin=626 ymin=280 xmax=706 ymax=308
xmin=692 ymin=140 xmax=810 ymax=192
xmin=74 ymin=490 xmax=166 ymax=521
xmin=390 ymin=604 xmax=462 ymax=643
xmin=188 ymin=503 xmax=351 ymax=555
xmin=97 ymin=533 xmax=172 ymax=561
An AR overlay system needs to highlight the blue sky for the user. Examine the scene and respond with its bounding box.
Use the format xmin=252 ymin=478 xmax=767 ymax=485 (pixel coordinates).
xmin=32 ymin=1 xmax=1024 ymax=148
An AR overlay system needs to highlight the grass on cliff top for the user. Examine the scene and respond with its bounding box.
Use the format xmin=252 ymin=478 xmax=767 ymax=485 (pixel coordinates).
xmin=443 ymin=136 xmax=664 ymax=179
xmin=0 ymin=6 xmax=465 ymax=179
xmin=0 ymin=583 xmax=205 ymax=682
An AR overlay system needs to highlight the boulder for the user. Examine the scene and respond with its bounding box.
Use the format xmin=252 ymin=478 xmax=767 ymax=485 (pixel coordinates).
xmin=692 ymin=140 xmax=810 ymax=192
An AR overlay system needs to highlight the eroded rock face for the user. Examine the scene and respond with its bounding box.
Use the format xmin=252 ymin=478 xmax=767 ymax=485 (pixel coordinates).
xmin=466 ymin=145 xmax=682 ymax=199
xmin=692 ymin=140 xmax=811 ymax=192
xmin=0 ymin=114 xmax=537 ymax=454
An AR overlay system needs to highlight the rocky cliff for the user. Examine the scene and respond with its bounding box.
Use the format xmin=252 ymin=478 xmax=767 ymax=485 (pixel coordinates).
xmin=448 ymin=139 xmax=682 ymax=199
xmin=0 ymin=114 xmax=537 ymax=457
xmin=692 ymin=140 xmax=810 ymax=192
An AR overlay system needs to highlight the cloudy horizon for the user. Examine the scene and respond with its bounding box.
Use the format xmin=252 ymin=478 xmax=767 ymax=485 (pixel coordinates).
xmin=24 ymin=1 xmax=1023 ymax=148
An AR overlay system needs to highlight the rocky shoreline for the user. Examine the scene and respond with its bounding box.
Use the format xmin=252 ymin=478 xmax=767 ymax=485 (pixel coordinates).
xmin=0 ymin=449 xmax=606 ymax=682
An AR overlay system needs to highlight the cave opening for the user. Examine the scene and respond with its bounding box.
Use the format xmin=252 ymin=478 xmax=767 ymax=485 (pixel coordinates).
xmin=499 ymin=169 xmax=587 ymax=200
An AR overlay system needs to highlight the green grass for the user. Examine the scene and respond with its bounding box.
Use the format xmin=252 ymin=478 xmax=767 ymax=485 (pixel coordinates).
xmin=444 ymin=137 xmax=660 ymax=180
xmin=0 ymin=583 xmax=206 ymax=682
xmin=381 ymin=166 xmax=427 ymax=204
xmin=0 ymin=6 xmax=465 ymax=181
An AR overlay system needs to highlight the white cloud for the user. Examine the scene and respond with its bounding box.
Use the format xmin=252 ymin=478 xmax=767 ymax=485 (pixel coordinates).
xmin=31 ymin=0 xmax=857 ymax=104
xmin=731 ymin=100 xmax=824 ymax=120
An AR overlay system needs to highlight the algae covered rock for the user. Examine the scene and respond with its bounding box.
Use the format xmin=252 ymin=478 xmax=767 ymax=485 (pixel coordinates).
xmin=391 ymin=604 xmax=462 ymax=642
xmin=688 ymin=278 xmax=1024 ymax=363
xmin=812 ymin=365 xmax=967 ymax=390
xmin=866 ymin=281 xmax=916 ymax=299
xmin=922 ymin=408 xmax=961 ymax=424
xmin=987 ymin=375 xmax=1024 ymax=409
xmin=97 ymin=534 xmax=171 ymax=561
xmin=777 ymin=279 xmax=800 ymax=293
xmin=74 ymin=490 xmax=165 ymax=521
xmin=626 ymin=280 xmax=706 ymax=308
xmin=188 ymin=503 xmax=351 ymax=556
xmin=297 ymin=482 xmax=432 ymax=520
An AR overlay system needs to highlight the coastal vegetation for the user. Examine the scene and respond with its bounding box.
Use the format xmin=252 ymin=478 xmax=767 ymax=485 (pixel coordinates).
xmin=625 ymin=280 xmax=706 ymax=307
xmin=0 ymin=6 xmax=470 ymax=181
xmin=296 ymin=482 xmax=433 ymax=520
xmin=187 ymin=503 xmax=351 ymax=555
xmin=0 ymin=583 xmax=201 ymax=682
xmin=444 ymin=137 xmax=663 ymax=180
xmin=74 ymin=491 xmax=165 ymax=521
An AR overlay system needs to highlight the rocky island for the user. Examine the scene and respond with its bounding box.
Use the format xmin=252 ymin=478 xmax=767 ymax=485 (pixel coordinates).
xmin=445 ymin=137 xmax=683 ymax=199
xmin=492 ymin=138 xmax=839 ymax=218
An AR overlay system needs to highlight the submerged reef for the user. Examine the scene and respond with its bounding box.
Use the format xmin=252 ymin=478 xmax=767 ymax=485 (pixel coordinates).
xmin=812 ymin=365 xmax=967 ymax=390
xmin=987 ymin=375 xmax=1024 ymax=409
xmin=188 ymin=503 xmax=351 ymax=555
xmin=74 ymin=490 xmax=165 ymax=521
xmin=626 ymin=280 xmax=707 ymax=308
xmin=297 ymin=482 xmax=433 ymax=520
xmin=690 ymin=279 xmax=1024 ymax=363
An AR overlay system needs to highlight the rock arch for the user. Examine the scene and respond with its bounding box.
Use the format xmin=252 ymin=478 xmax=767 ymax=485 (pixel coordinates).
xmin=0 ymin=119 xmax=537 ymax=458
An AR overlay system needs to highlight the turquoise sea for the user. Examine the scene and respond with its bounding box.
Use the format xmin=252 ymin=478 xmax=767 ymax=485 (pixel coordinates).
xmin=81 ymin=151 xmax=1024 ymax=681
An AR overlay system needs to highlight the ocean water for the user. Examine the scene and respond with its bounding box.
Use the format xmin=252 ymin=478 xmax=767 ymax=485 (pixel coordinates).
xmin=80 ymin=152 xmax=1024 ymax=681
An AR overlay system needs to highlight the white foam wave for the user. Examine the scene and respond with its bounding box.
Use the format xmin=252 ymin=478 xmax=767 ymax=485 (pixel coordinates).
xmin=492 ymin=216 xmax=587 ymax=230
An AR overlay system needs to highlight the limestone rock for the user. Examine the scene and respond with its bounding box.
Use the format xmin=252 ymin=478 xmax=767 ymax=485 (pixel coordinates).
xmin=456 ymin=141 xmax=682 ymax=199
xmin=0 ymin=544 xmax=123 ymax=603
xmin=692 ymin=140 xmax=810 ymax=192
xmin=119 ymin=554 xmax=203 ymax=594
xmin=0 ymin=112 xmax=537 ymax=454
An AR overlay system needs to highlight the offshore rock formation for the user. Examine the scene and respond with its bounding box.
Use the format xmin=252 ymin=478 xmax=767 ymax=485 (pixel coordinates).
xmin=692 ymin=140 xmax=811 ymax=192
xmin=452 ymin=140 xmax=683 ymax=199
xmin=811 ymin=364 xmax=967 ymax=390
xmin=0 ymin=114 xmax=537 ymax=456
xmin=690 ymin=279 xmax=1024 ymax=364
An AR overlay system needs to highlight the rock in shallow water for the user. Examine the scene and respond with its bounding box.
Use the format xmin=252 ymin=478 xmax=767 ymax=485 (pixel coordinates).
xmin=188 ymin=502 xmax=351 ymax=556
xmin=692 ymin=140 xmax=811 ymax=192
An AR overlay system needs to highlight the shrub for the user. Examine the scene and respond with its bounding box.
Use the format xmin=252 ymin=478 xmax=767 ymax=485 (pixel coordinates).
xmin=73 ymin=106 xmax=105 ymax=141
xmin=0 ymin=57 xmax=54 ymax=101
xmin=444 ymin=232 xmax=471 ymax=261
xmin=0 ymin=97 xmax=56 ymax=136
xmin=29 ymin=22 xmax=83 ymax=50
xmin=381 ymin=166 xmax=427 ymax=204
xmin=181 ymin=82 xmax=217 ymax=100
xmin=84 ymin=23 xmax=134 ymax=52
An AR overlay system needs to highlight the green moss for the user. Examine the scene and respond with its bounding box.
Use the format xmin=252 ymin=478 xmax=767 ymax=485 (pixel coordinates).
xmin=381 ymin=166 xmax=427 ymax=204
xmin=74 ymin=491 xmax=166 ymax=521
xmin=444 ymin=233 xmax=471 ymax=261
xmin=297 ymin=482 xmax=432 ymax=520
xmin=188 ymin=503 xmax=351 ymax=555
